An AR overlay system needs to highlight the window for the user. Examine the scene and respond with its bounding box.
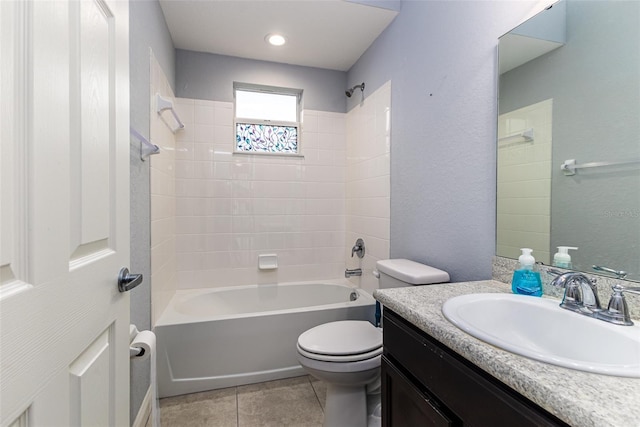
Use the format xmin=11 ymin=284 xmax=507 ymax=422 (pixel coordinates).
xmin=234 ymin=83 xmax=302 ymax=155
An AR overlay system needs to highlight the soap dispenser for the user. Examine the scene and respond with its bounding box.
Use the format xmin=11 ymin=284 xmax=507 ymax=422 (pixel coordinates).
xmin=553 ymin=246 xmax=578 ymax=269
xmin=511 ymin=248 xmax=542 ymax=297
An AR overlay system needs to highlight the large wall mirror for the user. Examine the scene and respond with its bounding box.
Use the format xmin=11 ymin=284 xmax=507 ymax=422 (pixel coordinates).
xmin=497 ymin=0 xmax=640 ymax=281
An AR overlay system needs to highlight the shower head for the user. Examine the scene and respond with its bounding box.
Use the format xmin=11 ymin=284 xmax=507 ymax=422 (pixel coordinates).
xmin=345 ymin=82 xmax=365 ymax=98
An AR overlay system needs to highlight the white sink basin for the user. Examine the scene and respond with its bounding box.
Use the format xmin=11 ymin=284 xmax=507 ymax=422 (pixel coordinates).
xmin=442 ymin=293 xmax=640 ymax=377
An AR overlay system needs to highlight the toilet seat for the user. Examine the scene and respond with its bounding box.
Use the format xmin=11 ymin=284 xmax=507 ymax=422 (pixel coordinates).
xmin=297 ymin=320 xmax=382 ymax=357
xmin=297 ymin=342 xmax=382 ymax=363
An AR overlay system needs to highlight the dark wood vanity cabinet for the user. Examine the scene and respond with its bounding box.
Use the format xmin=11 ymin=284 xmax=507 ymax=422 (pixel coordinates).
xmin=382 ymin=309 xmax=569 ymax=427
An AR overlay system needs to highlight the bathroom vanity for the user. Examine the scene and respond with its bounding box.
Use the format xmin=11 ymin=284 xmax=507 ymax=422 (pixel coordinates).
xmin=374 ymin=281 xmax=640 ymax=427
xmin=382 ymin=309 xmax=566 ymax=426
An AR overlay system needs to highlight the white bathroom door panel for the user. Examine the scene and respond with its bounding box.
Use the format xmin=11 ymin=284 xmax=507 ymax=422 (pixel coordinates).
xmin=0 ymin=0 xmax=130 ymax=426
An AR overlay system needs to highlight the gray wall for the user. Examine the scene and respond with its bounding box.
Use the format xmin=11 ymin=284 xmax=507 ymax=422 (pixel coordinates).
xmin=129 ymin=0 xmax=175 ymax=422
xmin=500 ymin=1 xmax=640 ymax=279
xmin=175 ymin=49 xmax=347 ymax=112
xmin=346 ymin=1 xmax=541 ymax=282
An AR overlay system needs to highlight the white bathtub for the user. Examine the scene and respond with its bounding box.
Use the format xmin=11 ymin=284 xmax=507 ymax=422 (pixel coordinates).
xmin=155 ymin=281 xmax=376 ymax=398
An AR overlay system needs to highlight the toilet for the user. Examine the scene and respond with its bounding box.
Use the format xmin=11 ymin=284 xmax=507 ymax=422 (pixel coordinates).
xmin=296 ymin=259 xmax=450 ymax=427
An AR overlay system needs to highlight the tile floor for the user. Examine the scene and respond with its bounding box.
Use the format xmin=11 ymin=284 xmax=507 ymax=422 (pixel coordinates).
xmin=158 ymin=376 xmax=327 ymax=427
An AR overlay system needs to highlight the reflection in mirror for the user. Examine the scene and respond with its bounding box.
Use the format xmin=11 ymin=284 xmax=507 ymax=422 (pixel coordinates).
xmin=497 ymin=0 xmax=640 ymax=281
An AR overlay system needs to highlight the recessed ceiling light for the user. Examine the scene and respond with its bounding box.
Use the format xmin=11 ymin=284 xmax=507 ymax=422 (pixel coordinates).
xmin=265 ymin=33 xmax=287 ymax=46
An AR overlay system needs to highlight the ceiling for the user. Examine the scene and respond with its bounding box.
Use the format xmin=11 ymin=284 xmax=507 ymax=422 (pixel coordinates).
xmin=158 ymin=0 xmax=399 ymax=72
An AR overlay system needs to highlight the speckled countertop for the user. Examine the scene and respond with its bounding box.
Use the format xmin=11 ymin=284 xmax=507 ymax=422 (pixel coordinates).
xmin=374 ymin=280 xmax=640 ymax=427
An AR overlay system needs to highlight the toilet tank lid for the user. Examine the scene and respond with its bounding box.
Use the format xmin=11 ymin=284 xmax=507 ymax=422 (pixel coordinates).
xmin=376 ymin=259 xmax=450 ymax=284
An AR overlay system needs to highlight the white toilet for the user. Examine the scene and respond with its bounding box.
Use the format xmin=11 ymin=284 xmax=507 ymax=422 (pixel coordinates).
xmin=296 ymin=259 xmax=450 ymax=427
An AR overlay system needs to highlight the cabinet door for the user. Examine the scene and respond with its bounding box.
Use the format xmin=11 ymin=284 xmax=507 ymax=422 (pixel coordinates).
xmin=382 ymin=356 xmax=459 ymax=427
xmin=383 ymin=310 xmax=568 ymax=427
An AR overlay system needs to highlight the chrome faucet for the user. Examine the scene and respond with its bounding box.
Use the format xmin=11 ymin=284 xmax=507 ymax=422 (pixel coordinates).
xmin=550 ymin=272 xmax=602 ymax=313
xmin=345 ymin=268 xmax=362 ymax=278
xmin=550 ymin=270 xmax=639 ymax=326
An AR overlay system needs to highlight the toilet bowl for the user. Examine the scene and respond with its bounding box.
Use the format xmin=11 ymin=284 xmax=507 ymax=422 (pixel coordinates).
xmin=296 ymin=259 xmax=449 ymax=427
xmin=297 ymin=320 xmax=382 ymax=427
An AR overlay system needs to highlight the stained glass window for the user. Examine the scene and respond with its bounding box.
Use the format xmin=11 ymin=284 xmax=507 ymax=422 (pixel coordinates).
xmin=236 ymin=123 xmax=298 ymax=153
xmin=234 ymin=83 xmax=302 ymax=155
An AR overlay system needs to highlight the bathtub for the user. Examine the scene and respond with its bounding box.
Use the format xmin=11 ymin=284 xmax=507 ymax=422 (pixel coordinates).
xmin=155 ymin=281 xmax=376 ymax=398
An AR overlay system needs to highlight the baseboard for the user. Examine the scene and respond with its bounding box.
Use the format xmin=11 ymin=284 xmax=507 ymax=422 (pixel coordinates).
xmin=132 ymin=386 xmax=152 ymax=427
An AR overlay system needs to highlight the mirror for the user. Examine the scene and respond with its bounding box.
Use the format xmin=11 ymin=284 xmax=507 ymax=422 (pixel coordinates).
xmin=497 ymin=0 xmax=640 ymax=281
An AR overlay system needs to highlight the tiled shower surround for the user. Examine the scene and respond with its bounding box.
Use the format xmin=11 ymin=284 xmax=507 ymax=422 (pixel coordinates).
xmin=497 ymin=99 xmax=553 ymax=265
xmin=168 ymin=82 xmax=391 ymax=289
xmin=345 ymin=81 xmax=391 ymax=294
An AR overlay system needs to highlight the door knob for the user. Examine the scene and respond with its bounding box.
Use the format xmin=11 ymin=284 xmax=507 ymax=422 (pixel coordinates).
xmin=118 ymin=267 xmax=143 ymax=292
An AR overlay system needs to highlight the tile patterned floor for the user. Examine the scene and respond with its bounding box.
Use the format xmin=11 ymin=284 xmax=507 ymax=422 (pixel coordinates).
xmin=158 ymin=376 xmax=327 ymax=427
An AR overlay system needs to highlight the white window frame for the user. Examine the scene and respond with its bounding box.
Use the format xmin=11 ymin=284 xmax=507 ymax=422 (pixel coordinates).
xmin=233 ymin=82 xmax=303 ymax=156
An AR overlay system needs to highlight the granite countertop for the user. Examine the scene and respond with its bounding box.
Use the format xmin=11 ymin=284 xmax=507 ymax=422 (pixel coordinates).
xmin=374 ymin=280 xmax=640 ymax=427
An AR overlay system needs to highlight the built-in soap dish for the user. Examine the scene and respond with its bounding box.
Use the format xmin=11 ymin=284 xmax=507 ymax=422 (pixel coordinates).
xmin=258 ymin=254 xmax=278 ymax=270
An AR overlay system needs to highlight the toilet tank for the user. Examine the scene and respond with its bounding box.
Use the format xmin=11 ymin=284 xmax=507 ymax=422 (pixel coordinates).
xmin=376 ymin=259 xmax=450 ymax=289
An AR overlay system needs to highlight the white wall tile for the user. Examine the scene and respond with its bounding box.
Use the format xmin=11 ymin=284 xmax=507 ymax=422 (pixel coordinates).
xmin=194 ymin=124 xmax=215 ymax=142
xmin=302 ymin=111 xmax=318 ymax=133
xmin=192 ymin=143 xmax=213 ymax=161
xmin=175 ymin=160 xmax=195 ymax=179
xmin=497 ymin=99 xmax=553 ymax=265
xmin=214 ymin=103 xmax=233 ymax=126
xmin=192 ymin=161 xmax=214 ymax=180
xmin=214 ymin=125 xmax=233 ymax=145
xmin=345 ymin=81 xmax=392 ymax=292
xmin=302 ymin=131 xmax=319 ymax=149
xmin=168 ymin=92 xmax=390 ymax=290
xmin=318 ymin=113 xmax=346 ymax=135
xmin=174 ymin=123 xmax=195 ymax=143
xmin=175 ymin=142 xmax=194 ymax=160
xmin=194 ymin=104 xmax=214 ymax=125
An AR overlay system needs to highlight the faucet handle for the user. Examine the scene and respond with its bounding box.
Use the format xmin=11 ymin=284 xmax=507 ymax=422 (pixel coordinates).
xmin=596 ymin=285 xmax=635 ymax=326
xmin=351 ymin=238 xmax=365 ymax=259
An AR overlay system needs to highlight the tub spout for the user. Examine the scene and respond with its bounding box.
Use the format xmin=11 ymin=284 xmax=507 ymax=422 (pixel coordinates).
xmin=345 ymin=268 xmax=362 ymax=278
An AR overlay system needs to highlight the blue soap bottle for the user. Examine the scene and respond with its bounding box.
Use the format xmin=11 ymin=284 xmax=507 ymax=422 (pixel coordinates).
xmin=511 ymin=248 xmax=542 ymax=297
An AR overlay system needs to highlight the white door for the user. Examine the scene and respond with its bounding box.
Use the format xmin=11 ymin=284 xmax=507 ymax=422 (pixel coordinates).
xmin=1 ymin=0 xmax=131 ymax=426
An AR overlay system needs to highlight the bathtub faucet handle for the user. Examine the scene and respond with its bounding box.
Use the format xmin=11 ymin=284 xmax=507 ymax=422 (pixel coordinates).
xmin=351 ymin=238 xmax=365 ymax=259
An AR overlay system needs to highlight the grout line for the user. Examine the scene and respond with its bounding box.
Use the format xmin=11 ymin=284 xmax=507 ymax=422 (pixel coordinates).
xmin=235 ymin=386 xmax=240 ymax=427
xmin=307 ymin=376 xmax=324 ymax=414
